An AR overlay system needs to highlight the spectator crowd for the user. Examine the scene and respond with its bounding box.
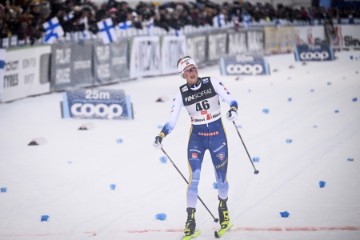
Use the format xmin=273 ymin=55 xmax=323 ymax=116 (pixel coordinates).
xmin=0 ymin=0 xmax=359 ymax=46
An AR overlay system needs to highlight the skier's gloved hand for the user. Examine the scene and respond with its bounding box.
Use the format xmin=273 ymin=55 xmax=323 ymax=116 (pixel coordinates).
xmin=153 ymin=132 xmax=165 ymax=149
xmin=226 ymin=107 xmax=238 ymax=121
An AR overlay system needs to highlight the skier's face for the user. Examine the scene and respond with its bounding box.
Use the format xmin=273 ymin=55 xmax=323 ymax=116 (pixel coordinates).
xmin=183 ymin=65 xmax=198 ymax=85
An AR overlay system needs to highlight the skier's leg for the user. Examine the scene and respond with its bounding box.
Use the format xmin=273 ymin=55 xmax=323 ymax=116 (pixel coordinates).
xmin=209 ymin=122 xmax=229 ymax=200
xmin=211 ymin=147 xmax=231 ymax=228
xmin=184 ymin=126 xmax=205 ymax=235
xmin=209 ymin=120 xmax=230 ymax=228
xmin=186 ymin=136 xmax=205 ymax=209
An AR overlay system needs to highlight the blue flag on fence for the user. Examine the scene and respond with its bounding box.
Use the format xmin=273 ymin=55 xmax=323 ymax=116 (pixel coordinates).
xmin=97 ymin=18 xmax=117 ymax=44
xmin=42 ymin=17 xmax=64 ymax=44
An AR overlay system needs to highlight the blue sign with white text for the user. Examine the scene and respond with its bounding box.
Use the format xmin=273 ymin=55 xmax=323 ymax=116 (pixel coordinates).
xmin=220 ymin=54 xmax=270 ymax=75
xmin=294 ymin=44 xmax=334 ymax=62
xmin=61 ymin=89 xmax=133 ymax=120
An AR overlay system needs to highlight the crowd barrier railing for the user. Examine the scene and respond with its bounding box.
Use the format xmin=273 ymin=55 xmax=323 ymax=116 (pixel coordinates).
xmin=1 ymin=24 xmax=359 ymax=103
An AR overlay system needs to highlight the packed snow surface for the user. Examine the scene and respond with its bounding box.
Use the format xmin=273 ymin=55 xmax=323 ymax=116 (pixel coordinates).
xmin=0 ymin=52 xmax=359 ymax=240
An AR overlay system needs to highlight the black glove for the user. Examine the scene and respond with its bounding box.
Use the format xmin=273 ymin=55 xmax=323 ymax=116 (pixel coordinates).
xmin=226 ymin=107 xmax=238 ymax=121
xmin=153 ymin=133 xmax=164 ymax=149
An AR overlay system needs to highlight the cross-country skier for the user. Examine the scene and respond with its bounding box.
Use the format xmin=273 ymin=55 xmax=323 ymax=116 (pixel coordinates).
xmin=153 ymin=56 xmax=238 ymax=238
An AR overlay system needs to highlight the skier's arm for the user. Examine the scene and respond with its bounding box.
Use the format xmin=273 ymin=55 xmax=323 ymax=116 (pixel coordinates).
xmin=154 ymin=91 xmax=183 ymax=148
xmin=211 ymin=77 xmax=238 ymax=110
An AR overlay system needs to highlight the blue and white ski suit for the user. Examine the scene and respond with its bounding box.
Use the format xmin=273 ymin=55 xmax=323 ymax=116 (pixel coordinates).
xmin=160 ymin=77 xmax=238 ymax=208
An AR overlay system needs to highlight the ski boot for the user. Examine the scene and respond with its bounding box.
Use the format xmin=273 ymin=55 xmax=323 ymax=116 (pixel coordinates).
xmin=184 ymin=207 xmax=196 ymax=236
xmin=218 ymin=197 xmax=230 ymax=229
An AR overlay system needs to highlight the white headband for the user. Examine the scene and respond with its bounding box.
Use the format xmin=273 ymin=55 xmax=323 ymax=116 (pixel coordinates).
xmin=177 ymin=57 xmax=197 ymax=73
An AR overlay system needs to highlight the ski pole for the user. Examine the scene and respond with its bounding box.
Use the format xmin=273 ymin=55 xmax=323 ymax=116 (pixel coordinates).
xmin=232 ymin=121 xmax=260 ymax=174
xmin=160 ymin=147 xmax=219 ymax=222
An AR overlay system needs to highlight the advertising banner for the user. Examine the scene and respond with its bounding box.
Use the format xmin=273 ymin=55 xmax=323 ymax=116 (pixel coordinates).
xmin=61 ymin=88 xmax=133 ymax=120
xmin=294 ymin=44 xmax=334 ymax=61
xmin=294 ymin=26 xmax=326 ymax=45
xmin=331 ymin=25 xmax=360 ymax=49
xmin=51 ymin=42 xmax=94 ymax=90
xmin=129 ymin=36 xmax=161 ymax=79
xmin=247 ymin=30 xmax=264 ymax=53
xmin=93 ymin=41 xmax=129 ymax=84
xmin=71 ymin=42 xmax=94 ymax=86
xmin=264 ymin=26 xmax=298 ymax=54
xmin=207 ymin=31 xmax=227 ymax=62
xmin=228 ymin=30 xmax=247 ymax=55
xmin=161 ymin=35 xmax=187 ymax=75
xmin=110 ymin=40 xmax=129 ymax=82
xmin=51 ymin=43 xmax=73 ymax=90
xmin=1 ymin=45 xmax=51 ymax=102
xmin=220 ymin=54 xmax=270 ymax=76
xmin=93 ymin=44 xmax=111 ymax=83
xmin=185 ymin=35 xmax=207 ymax=67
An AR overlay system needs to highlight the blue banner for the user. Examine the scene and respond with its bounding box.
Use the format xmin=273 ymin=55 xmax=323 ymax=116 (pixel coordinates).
xmin=294 ymin=44 xmax=334 ymax=62
xmin=219 ymin=54 xmax=270 ymax=75
xmin=61 ymin=89 xmax=133 ymax=120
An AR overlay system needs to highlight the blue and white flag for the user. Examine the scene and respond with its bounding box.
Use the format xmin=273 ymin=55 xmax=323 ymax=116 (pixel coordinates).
xmin=213 ymin=14 xmax=225 ymax=28
xmin=243 ymin=14 xmax=251 ymax=29
xmin=43 ymin=17 xmax=64 ymax=44
xmin=118 ymin=20 xmax=132 ymax=30
xmin=97 ymin=18 xmax=117 ymax=44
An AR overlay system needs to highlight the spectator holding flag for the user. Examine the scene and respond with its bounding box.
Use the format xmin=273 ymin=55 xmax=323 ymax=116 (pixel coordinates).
xmin=213 ymin=8 xmax=226 ymax=28
xmin=97 ymin=17 xmax=117 ymax=44
xmin=1 ymin=0 xmax=360 ymax=48
xmin=42 ymin=16 xmax=64 ymax=44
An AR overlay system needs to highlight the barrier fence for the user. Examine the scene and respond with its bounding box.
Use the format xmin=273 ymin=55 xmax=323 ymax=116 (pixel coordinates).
xmin=1 ymin=24 xmax=359 ymax=103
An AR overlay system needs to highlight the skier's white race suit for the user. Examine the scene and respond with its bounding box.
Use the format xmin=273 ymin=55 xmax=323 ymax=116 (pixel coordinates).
xmin=160 ymin=76 xmax=238 ymax=208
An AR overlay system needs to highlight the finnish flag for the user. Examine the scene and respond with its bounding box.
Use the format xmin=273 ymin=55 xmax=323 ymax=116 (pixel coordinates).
xmin=43 ymin=17 xmax=64 ymax=44
xmin=97 ymin=18 xmax=117 ymax=44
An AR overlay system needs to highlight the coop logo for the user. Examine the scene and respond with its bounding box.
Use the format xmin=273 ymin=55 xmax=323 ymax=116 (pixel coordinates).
xmin=61 ymin=89 xmax=133 ymax=120
xmin=70 ymin=103 xmax=123 ymax=119
xmin=295 ymin=44 xmax=334 ymax=62
xmin=299 ymin=51 xmax=330 ymax=61
xmin=220 ymin=54 xmax=270 ymax=76
xmin=226 ymin=64 xmax=264 ymax=75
